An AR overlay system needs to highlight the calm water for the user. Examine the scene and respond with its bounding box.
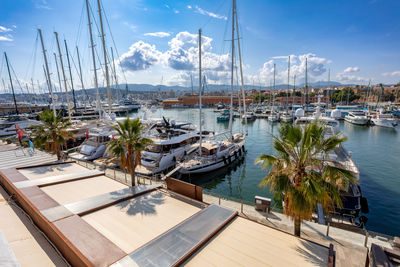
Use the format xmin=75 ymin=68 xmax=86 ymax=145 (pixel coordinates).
xmin=127 ymin=108 xmax=400 ymax=236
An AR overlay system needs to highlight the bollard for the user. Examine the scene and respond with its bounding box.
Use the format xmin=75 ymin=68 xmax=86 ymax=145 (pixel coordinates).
xmin=364 ymin=231 xmax=369 ymax=247
xmin=124 ymin=170 xmax=127 ymax=183
xmin=326 ymin=222 xmax=330 ymax=236
xmin=241 ymin=201 xmax=243 ymax=213
xmin=219 ymin=197 xmax=221 ymax=205
xmin=114 ymin=169 xmax=116 ymax=179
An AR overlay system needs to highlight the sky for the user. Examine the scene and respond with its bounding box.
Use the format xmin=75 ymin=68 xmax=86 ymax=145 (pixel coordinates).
xmin=0 ymin=0 xmax=400 ymax=94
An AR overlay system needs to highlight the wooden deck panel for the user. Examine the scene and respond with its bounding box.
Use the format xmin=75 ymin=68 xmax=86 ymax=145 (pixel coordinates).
xmin=18 ymin=163 xmax=90 ymax=180
xmin=184 ymin=217 xmax=329 ymax=267
xmin=13 ymin=169 xmax=104 ymax=188
xmin=82 ymin=191 xmax=201 ymax=254
xmin=40 ymin=175 xmax=127 ymax=205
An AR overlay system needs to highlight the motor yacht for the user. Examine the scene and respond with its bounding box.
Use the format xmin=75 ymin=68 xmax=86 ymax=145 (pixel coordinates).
xmin=344 ymin=111 xmax=369 ymax=125
xmin=371 ymin=112 xmax=398 ymax=129
xmin=268 ymin=112 xmax=279 ymax=122
xmin=137 ymin=119 xmax=202 ymax=175
xmin=68 ymin=128 xmax=115 ymax=161
xmin=280 ymin=112 xmax=292 ymax=123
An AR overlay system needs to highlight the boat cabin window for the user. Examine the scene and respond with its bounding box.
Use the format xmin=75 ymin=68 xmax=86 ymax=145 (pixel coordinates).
xmin=146 ymin=144 xmax=162 ymax=153
xmin=201 ymin=147 xmax=217 ymax=155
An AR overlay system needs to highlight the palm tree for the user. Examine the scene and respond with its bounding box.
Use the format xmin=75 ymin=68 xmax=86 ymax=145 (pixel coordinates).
xmin=256 ymin=121 xmax=357 ymax=237
xmin=107 ymin=117 xmax=152 ymax=186
xmin=32 ymin=110 xmax=73 ymax=160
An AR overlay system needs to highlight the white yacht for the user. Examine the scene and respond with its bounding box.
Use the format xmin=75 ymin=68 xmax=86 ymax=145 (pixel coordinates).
xmin=268 ymin=112 xmax=279 ymax=122
xmin=371 ymin=112 xmax=398 ymax=129
xmin=178 ymin=133 xmax=245 ymax=174
xmin=344 ymin=111 xmax=369 ymax=125
xmin=242 ymin=111 xmax=256 ymax=122
xmin=280 ymin=112 xmax=292 ymax=123
xmin=137 ymin=121 xmax=201 ymax=175
xmin=68 ymin=128 xmax=115 ymax=161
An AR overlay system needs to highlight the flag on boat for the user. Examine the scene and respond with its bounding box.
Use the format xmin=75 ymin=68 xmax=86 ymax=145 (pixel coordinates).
xmin=86 ymin=130 xmax=89 ymax=139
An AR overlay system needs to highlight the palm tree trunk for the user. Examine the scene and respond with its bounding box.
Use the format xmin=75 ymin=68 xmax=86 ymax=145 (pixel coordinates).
xmin=294 ymin=216 xmax=301 ymax=237
xmin=130 ymin=167 xmax=136 ymax=187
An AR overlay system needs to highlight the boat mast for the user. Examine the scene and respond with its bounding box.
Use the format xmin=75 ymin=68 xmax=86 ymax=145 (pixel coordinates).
xmin=305 ymin=57 xmax=308 ymax=106
xmin=190 ymin=74 xmax=194 ymax=96
xmin=54 ymin=32 xmax=71 ymax=120
xmin=287 ymin=55 xmax=290 ymax=112
xmin=234 ymin=0 xmax=247 ymax=132
xmin=38 ymin=29 xmax=56 ymax=116
xmin=53 ymin=53 xmax=62 ymax=94
xmin=228 ymin=0 xmax=235 ymax=139
xmin=273 ymin=63 xmax=276 ymax=109
xmin=292 ymin=74 xmax=296 ymax=108
xmin=198 ymin=28 xmax=202 ymax=156
xmin=4 ymin=52 xmax=18 ymax=115
xmin=76 ymin=46 xmax=90 ymax=103
xmin=110 ymin=47 xmax=121 ymax=102
xmin=328 ymin=68 xmax=331 ymax=108
xmin=86 ymin=0 xmax=101 ymax=118
xmin=64 ymin=39 xmax=77 ymax=109
xmin=97 ymin=0 xmax=112 ymax=114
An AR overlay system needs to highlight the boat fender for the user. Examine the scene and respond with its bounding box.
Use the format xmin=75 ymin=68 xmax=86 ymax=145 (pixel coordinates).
xmin=173 ymin=156 xmax=176 ymax=162
xmin=234 ymin=151 xmax=238 ymax=160
xmin=238 ymin=149 xmax=242 ymax=156
xmin=242 ymin=145 xmax=245 ymax=153
xmin=228 ymin=156 xmax=232 ymax=164
xmin=361 ymin=197 xmax=369 ymax=214
xmin=223 ymin=156 xmax=227 ymax=165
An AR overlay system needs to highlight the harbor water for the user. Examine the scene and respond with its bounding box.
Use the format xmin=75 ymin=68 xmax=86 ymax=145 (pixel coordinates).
xmin=127 ymin=108 xmax=400 ymax=236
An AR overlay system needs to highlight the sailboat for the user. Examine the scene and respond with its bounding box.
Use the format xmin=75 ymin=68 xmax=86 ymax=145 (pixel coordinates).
xmin=179 ymin=2 xmax=246 ymax=175
xmin=280 ymin=56 xmax=293 ymax=123
xmin=268 ymin=63 xmax=279 ymax=122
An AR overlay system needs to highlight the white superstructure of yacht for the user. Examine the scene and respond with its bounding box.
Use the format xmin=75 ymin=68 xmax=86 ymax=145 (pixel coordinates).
xmin=137 ymin=120 xmax=201 ymax=175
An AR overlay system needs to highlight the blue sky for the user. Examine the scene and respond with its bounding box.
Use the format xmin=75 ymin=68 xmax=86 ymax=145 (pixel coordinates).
xmin=1 ymin=0 xmax=400 ymax=93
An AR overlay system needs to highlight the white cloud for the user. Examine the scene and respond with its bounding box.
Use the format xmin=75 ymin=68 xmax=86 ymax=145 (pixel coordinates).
xmin=343 ymin=66 xmax=360 ymax=73
xmin=382 ymin=71 xmax=400 ymax=76
xmin=123 ymin=22 xmax=138 ymax=32
xmin=187 ymin=5 xmax=192 ymax=9
xmin=255 ymin=53 xmax=330 ymax=85
xmin=194 ymin=6 xmax=227 ymax=20
xmin=0 ymin=36 xmax=13 ymax=42
xmin=173 ymin=9 xmax=179 ymax=14
xmin=144 ymin=32 xmax=170 ymax=38
xmin=335 ymin=66 xmax=364 ymax=83
xmin=119 ymin=31 xmax=231 ymax=85
xmin=0 ymin=26 xmax=12 ymax=32
xmin=164 ymin=31 xmax=230 ymax=72
xmin=119 ymin=41 xmax=162 ymax=71
xmin=33 ymin=0 xmax=51 ymax=9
